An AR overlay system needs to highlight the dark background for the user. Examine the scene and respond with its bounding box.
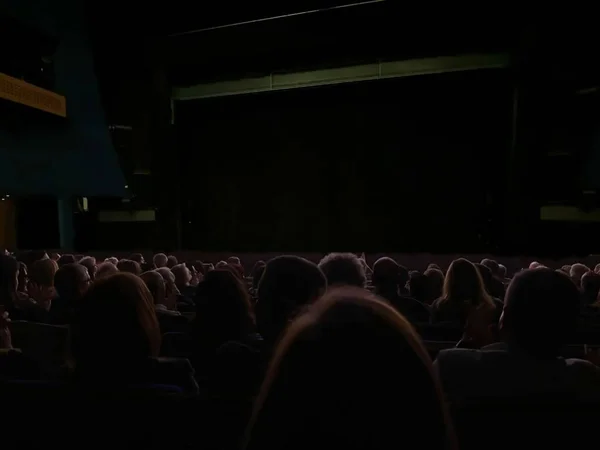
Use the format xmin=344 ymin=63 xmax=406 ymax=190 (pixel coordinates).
xmin=176 ymin=69 xmax=513 ymax=252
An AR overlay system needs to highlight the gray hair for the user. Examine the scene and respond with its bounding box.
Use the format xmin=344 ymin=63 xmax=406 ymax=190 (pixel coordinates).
xmin=318 ymin=252 xmax=367 ymax=288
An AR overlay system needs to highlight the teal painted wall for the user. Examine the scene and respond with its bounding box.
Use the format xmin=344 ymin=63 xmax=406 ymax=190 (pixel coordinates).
xmin=0 ymin=0 xmax=126 ymax=196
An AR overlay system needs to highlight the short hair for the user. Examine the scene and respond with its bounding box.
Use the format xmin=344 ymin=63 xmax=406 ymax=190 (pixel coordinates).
xmin=372 ymin=257 xmax=408 ymax=287
xmin=153 ymin=253 xmax=168 ymax=268
xmin=140 ymin=271 xmax=166 ymax=305
xmin=129 ymin=253 xmax=145 ymax=264
xmin=96 ymin=261 xmax=118 ymax=280
xmin=166 ymin=255 xmax=178 ymax=268
xmin=58 ymin=254 xmax=76 ymax=267
xmin=117 ymin=259 xmax=141 ymax=275
xmin=480 ymin=259 xmax=500 ymax=276
xmin=570 ymin=263 xmax=590 ymax=282
xmin=502 ymin=269 xmax=580 ymax=357
xmin=318 ymin=252 xmax=366 ymax=288
xmin=54 ymin=263 xmax=87 ymax=299
xmin=227 ymin=256 xmax=241 ymax=265
xmin=79 ymin=257 xmax=96 ymax=279
xmin=498 ymin=264 xmax=507 ymax=278
xmin=172 ymin=263 xmax=191 ymax=286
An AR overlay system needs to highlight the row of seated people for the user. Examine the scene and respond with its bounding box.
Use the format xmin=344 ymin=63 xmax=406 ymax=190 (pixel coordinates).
xmin=1 ymin=251 xmax=600 ymax=449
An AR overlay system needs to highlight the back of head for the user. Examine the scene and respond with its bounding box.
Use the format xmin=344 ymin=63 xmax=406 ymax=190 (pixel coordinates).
xmin=474 ymin=263 xmax=494 ymax=295
xmin=195 ymin=269 xmax=254 ymax=341
xmin=570 ymin=263 xmax=590 ymax=284
xmin=408 ymin=271 xmax=428 ymax=302
xmin=78 ymin=256 xmax=96 ymax=279
xmin=424 ymin=268 xmax=444 ymax=301
xmin=117 ymin=259 xmax=141 ymax=275
xmin=227 ymin=256 xmax=241 ymax=265
xmin=58 ymin=254 xmax=76 ymax=267
xmin=95 ymin=261 xmax=118 ymax=280
xmin=29 ymin=259 xmax=58 ymax=287
xmin=171 ymin=263 xmax=191 ymax=286
xmin=481 ymin=258 xmax=500 ymax=276
xmin=372 ymin=257 xmax=407 ymax=289
xmin=318 ymin=252 xmax=366 ymax=288
xmin=153 ymin=253 xmax=167 ymax=268
xmin=443 ymin=258 xmax=491 ymax=307
xmin=129 ymin=253 xmax=144 ymax=264
xmin=71 ymin=273 xmax=161 ymax=366
xmin=257 ymin=255 xmax=327 ymax=343
xmin=498 ymin=264 xmax=507 ymax=278
xmin=54 ymin=263 xmax=87 ymax=300
xmin=166 ymin=255 xmax=178 ymax=268
xmin=139 ymin=271 xmax=166 ymax=305
xmin=501 ymin=269 xmax=580 ymax=358
xmin=246 ymin=287 xmax=454 ymax=450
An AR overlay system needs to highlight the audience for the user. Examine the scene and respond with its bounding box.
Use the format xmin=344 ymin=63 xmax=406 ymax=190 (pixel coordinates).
xmin=318 ymin=252 xmax=366 ymax=288
xmin=3 ymin=249 xmax=600 ymax=449
xmin=372 ymin=257 xmax=430 ymax=322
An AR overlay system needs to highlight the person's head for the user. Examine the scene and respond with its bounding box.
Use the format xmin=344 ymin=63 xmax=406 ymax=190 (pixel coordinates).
xmin=117 ymin=259 xmax=141 ymax=275
xmin=475 ymin=263 xmax=494 ymax=296
xmin=129 ymin=253 xmax=145 ymax=264
xmin=195 ymin=269 xmax=255 ymax=344
xmin=227 ymin=256 xmax=241 ymax=265
xmin=227 ymin=263 xmax=245 ymax=279
xmin=318 ymin=252 xmax=367 ymax=288
xmin=594 ymin=263 xmax=600 ymax=274
xmin=139 ymin=271 xmax=166 ymax=306
xmin=372 ymin=257 xmax=409 ymax=291
xmin=529 ymin=261 xmax=541 ymax=269
xmin=191 ymin=260 xmax=205 ymax=275
xmin=245 ymin=287 xmax=455 ymax=450
xmin=215 ymin=260 xmax=228 ymax=269
xmin=54 ymin=263 xmax=91 ymax=301
xmin=166 ymin=255 xmax=178 ymax=268
xmin=442 ymin=258 xmax=493 ymax=309
xmin=71 ymin=273 xmax=161 ymax=369
xmin=17 ymin=262 xmax=28 ymax=293
xmin=408 ymin=271 xmax=428 ymax=302
xmin=78 ymin=256 xmax=97 ymax=280
xmin=256 ymin=255 xmax=327 ymax=343
xmin=58 ymin=254 xmax=76 ymax=267
xmin=105 ymin=257 xmax=119 ymax=266
xmin=252 ymin=263 xmax=266 ymax=292
xmin=153 ymin=253 xmax=168 ymax=268
xmin=570 ymin=263 xmax=590 ymax=286
xmin=155 ymin=267 xmax=179 ymax=309
xmin=95 ymin=261 xmax=119 ymax=280
xmin=0 ymin=254 xmax=19 ymax=303
xmin=500 ymin=269 xmax=580 ymax=358
xmin=582 ymin=271 xmax=600 ymax=305
xmin=481 ymin=258 xmax=500 ymax=277
xmin=50 ymin=252 xmax=60 ymax=261
xmin=172 ymin=263 xmax=192 ymax=288
xmin=424 ymin=268 xmax=444 ymax=303
xmin=28 ymin=259 xmax=58 ymax=301
xmin=427 ymin=263 xmax=442 ymax=272
xmin=498 ymin=264 xmax=507 ymax=279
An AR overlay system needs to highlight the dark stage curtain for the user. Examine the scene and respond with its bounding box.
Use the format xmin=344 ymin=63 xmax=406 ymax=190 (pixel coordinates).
xmin=175 ymin=69 xmax=512 ymax=252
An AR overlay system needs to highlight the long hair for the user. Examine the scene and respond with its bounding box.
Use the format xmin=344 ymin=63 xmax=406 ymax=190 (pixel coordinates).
xmin=245 ymin=287 xmax=456 ymax=450
xmin=194 ymin=269 xmax=255 ymax=348
xmin=70 ymin=273 xmax=161 ymax=368
xmin=438 ymin=258 xmax=494 ymax=310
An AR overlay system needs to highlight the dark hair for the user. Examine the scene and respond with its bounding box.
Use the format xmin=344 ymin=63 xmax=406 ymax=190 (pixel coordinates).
xmin=245 ymin=287 xmax=456 ymax=450
xmin=502 ymin=269 xmax=580 ymax=358
xmin=256 ymin=256 xmax=327 ymax=344
xmin=54 ymin=263 xmax=86 ymax=300
xmin=58 ymin=254 xmax=76 ymax=267
xmin=194 ymin=269 xmax=255 ymax=347
xmin=117 ymin=259 xmax=142 ymax=275
xmin=71 ymin=273 xmax=161 ymax=366
xmin=372 ymin=257 xmax=408 ymax=288
xmin=318 ymin=252 xmax=366 ymax=288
